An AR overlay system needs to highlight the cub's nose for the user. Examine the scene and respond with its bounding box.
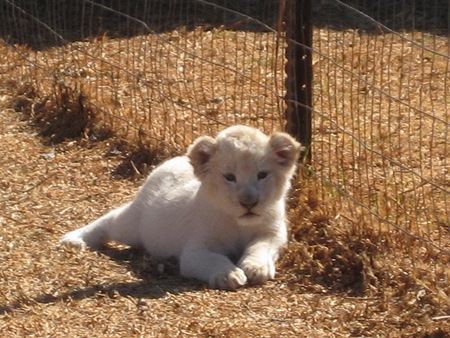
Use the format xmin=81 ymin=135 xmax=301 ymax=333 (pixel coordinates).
xmin=239 ymin=196 xmax=259 ymax=210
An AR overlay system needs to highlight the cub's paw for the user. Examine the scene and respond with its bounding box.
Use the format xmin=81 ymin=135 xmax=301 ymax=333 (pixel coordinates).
xmin=209 ymin=267 xmax=247 ymax=290
xmin=239 ymin=257 xmax=275 ymax=285
xmin=60 ymin=230 xmax=88 ymax=248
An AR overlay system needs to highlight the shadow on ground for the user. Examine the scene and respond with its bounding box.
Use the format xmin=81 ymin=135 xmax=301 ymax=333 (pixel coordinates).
xmin=0 ymin=246 xmax=205 ymax=315
xmin=1 ymin=0 xmax=447 ymax=50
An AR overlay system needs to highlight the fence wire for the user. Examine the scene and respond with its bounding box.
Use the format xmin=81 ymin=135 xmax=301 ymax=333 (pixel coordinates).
xmin=0 ymin=0 xmax=448 ymax=292
xmin=312 ymin=0 xmax=449 ymax=256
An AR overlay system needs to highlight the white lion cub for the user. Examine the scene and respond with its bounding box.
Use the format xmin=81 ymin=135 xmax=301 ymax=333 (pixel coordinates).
xmin=61 ymin=125 xmax=301 ymax=290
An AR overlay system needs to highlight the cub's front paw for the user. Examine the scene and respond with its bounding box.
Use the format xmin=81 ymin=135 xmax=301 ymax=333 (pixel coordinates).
xmin=239 ymin=257 xmax=275 ymax=285
xmin=209 ymin=267 xmax=247 ymax=290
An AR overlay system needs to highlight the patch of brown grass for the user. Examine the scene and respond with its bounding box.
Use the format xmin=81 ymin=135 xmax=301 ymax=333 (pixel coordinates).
xmin=1 ymin=91 xmax=449 ymax=336
xmin=287 ymin=180 xmax=449 ymax=298
xmin=12 ymin=82 xmax=95 ymax=143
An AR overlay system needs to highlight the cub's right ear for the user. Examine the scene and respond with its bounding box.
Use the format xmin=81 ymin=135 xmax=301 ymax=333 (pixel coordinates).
xmin=187 ymin=136 xmax=217 ymax=177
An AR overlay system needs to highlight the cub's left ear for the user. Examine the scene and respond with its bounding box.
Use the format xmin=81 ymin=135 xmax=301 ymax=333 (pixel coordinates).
xmin=269 ymin=132 xmax=302 ymax=167
xmin=187 ymin=135 xmax=217 ymax=177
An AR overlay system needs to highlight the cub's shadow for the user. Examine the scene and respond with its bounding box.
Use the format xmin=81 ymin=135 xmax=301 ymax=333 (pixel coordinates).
xmin=0 ymin=246 xmax=205 ymax=315
xmin=98 ymin=245 xmax=207 ymax=295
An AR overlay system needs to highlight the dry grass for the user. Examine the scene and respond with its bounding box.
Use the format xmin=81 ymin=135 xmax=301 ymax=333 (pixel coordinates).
xmin=1 ymin=23 xmax=449 ymax=336
xmin=4 ymin=27 xmax=285 ymax=144
xmin=1 ymin=103 xmax=448 ymax=336
xmin=313 ymin=29 xmax=449 ymax=243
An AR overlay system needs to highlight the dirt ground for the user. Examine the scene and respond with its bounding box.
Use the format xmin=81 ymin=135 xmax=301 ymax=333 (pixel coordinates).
xmin=1 ymin=87 xmax=449 ymax=337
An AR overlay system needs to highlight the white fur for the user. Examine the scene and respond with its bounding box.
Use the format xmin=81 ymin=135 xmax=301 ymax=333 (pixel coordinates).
xmin=60 ymin=125 xmax=301 ymax=290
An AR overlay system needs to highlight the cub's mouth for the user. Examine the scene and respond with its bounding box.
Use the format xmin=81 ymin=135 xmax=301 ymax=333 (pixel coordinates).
xmin=237 ymin=211 xmax=262 ymax=226
xmin=241 ymin=211 xmax=259 ymax=218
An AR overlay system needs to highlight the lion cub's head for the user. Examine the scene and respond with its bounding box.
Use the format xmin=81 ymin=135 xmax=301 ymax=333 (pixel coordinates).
xmin=188 ymin=125 xmax=302 ymax=226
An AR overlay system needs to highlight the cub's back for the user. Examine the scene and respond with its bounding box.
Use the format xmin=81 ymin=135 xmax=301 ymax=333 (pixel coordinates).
xmin=136 ymin=156 xmax=199 ymax=204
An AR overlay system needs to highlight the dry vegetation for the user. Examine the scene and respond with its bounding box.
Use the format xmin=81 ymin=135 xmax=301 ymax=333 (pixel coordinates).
xmin=1 ymin=89 xmax=449 ymax=337
xmin=1 ymin=20 xmax=449 ymax=337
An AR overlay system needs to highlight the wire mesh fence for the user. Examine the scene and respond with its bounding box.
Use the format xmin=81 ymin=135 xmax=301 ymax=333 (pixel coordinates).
xmin=312 ymin=0 xmax=449 ymax=252
xmin=1 ymin=0 xmax=287 ymax=151
xmin=0 ymin=0 xmax=448 ymax=302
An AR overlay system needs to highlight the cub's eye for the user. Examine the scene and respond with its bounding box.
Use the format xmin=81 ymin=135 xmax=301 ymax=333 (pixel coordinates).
xmin=257 ymin=171 xmax=268 ymax=180
xmin=224 ymin=173 xmax=236 ymax=182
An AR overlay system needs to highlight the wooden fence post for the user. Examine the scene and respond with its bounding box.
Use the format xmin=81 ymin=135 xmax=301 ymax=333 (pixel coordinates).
xmin=284 ymin=0 xmax=313 ymax=162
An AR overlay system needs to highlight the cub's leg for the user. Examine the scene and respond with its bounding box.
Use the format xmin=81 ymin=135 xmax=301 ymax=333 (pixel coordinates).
xmin=238 ymin=237 xmax=284 ymax=284
xmin=180 ymin=248 xmax=247 ymax=290
xmin=60 ymin=202 xmax=142 ymax=249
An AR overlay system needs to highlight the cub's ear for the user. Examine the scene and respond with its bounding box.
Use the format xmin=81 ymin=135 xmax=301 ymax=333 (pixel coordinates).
xmin=187 ymin=136 xmax=217 ymax=176
xmin=269 ymin=132 xmax=302 ymax=167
